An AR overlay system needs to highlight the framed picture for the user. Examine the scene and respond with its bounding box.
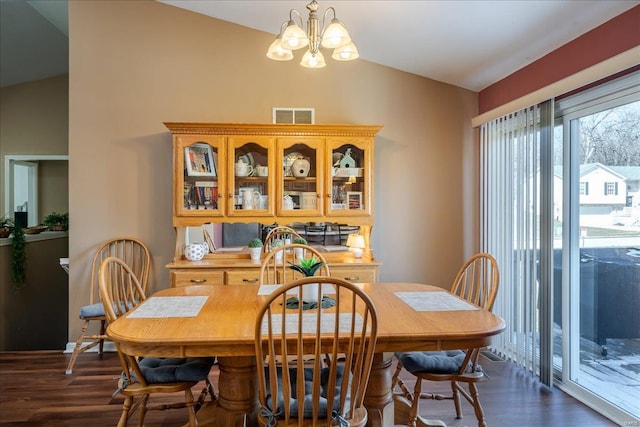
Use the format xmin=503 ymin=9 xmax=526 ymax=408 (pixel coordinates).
xmin=346 ymin=191 xmax=362 ymax=210
xmin=185 ymin=143 xmax=216 ymax=177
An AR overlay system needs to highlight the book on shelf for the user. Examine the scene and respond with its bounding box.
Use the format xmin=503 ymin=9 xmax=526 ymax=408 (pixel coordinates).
xmin=193 ymin=181 xmax=218 ymax=209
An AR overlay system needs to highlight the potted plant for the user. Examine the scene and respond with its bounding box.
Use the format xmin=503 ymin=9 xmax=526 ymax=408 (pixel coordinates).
xmin=43 ymin=211 xmax=68 ymax=231
xmin=288 ymin=256 xmax=325 ymax=303
xmin=292 ymin=237 xmax=307 ymax=260
xmin=248 ymin=238 xmax=263 ymax=262
xmin=271 ymin=238 xmax=285 ymax=262
xmin=1 ymin=216 xmax=13 ymax=238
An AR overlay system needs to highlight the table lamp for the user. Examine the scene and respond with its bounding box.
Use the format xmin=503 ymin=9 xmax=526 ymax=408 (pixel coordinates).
xmin=346 ymin=234 xmax=365 ymax=258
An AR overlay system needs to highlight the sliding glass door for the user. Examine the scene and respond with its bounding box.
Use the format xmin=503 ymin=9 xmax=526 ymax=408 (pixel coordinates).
xmin=554 ymin=74 xmax=640 ymax=423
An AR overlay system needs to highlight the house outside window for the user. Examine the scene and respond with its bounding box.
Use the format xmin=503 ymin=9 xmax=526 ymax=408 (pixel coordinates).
xmin=579 ymin=182 xmax=588 ymax=195
xmin=604 ymin=181 xmax=618 ymax=195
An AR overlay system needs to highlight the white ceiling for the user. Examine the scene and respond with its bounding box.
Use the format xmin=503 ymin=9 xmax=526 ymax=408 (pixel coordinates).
xmin=1 ymin=0 xmax=637 ymax=91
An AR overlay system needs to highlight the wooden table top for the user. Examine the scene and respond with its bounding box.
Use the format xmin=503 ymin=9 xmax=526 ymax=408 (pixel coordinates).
xmin=107 ymin=282 xmax=505 ymax=358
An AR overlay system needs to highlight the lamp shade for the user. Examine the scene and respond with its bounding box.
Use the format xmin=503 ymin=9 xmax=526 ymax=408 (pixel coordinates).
xmin=332 ymin=42 xmax=359 ymax=61
xmin=266 ymin=36 xmax=294 ymax=61
xmin=300 ymin=50 xmax=326 ymax=68
xmin=346 ymin=233 xmax=365 ymax=258
xmin=320 ymin=19 xmax=351 ymax=49
xmin=346 ymin=234 xmax=365 ymax=249
xmin=281 ymin=20 xmax=309 ymax=50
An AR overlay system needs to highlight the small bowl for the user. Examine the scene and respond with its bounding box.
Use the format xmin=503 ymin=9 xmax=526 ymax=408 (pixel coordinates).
xmin=24 ymin=225 xmax=49 ymax=235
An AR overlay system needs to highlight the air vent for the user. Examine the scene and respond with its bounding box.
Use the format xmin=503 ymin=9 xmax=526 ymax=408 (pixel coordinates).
xmin=272 ymin=108 xmax=315 ymax=124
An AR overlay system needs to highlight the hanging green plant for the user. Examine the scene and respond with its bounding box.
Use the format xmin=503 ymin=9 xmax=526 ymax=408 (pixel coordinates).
xmin=11 ymin=223 xmax=27 ymax=291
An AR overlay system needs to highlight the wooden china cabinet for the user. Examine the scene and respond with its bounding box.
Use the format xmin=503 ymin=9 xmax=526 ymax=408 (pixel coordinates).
xmin=164 ymin=122 xmax=382 ymax=287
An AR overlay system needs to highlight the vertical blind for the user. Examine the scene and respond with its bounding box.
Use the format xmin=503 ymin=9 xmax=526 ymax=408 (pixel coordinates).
xmin=480 ymin=101 xmax=554 ymax=384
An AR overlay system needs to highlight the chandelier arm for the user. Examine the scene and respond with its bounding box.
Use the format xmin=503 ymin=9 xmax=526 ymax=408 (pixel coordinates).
xmin=289 ymin=9 xmax=305 ymax=28
xmin=320 ymin=7 xmax=336 ymax=38
xmin=277 ymin=21 xmax=288 ymax=36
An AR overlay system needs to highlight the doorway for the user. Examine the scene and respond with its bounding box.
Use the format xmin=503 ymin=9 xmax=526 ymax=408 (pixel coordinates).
xmin=3 ymin=155 xmax=68 ymax=226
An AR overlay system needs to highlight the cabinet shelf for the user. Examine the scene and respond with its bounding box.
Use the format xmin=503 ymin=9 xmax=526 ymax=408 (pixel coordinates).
xmin=166 ymin=122 xmax=381 ymax=227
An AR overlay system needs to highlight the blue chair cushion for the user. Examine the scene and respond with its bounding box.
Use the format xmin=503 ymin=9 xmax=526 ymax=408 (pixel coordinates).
xmin=138 ymin=357 xmax=215 ymax=384
xmin=79 ymin=303 xmax=105 ymax=319
xmin=264 ymin=365 xmax=348 ymax=419
xmin=395 ymin=350 xmax=470 ymax=374
xmin=79 ymin=301 xmax=139 ymax=319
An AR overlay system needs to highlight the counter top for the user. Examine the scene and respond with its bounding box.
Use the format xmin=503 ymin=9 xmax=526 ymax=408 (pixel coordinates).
xmin=0 ymin=231 xmax=68 ymax=247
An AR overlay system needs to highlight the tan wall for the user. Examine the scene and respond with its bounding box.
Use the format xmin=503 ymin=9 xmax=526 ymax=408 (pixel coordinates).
xmin=38 ymin=160 xmax=69 ymax=224
xmin=0 ymin=75 xmax=69 ymax=218
xmin=68 ymin=1 xmax=478 ymax=342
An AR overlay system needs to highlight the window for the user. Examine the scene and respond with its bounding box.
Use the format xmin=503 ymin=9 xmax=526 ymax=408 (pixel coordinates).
xmin=554 ymin=72 xmax=639 ymax=424
xmin=604 ymin=181 xmax=617 ymax=195
xmin=579 ymin=182 xmax=588 ymax=195
xmin=481 ymin=71 xmax=639 ymax=426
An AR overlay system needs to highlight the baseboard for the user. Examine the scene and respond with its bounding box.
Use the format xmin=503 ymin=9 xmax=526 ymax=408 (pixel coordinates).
xmin=64 ymin=342 xmax=117 ymax=353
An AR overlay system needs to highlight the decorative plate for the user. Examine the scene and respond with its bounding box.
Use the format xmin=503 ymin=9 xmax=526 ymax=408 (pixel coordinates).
xmin=238 ymin=152 xmax=255 ymax=167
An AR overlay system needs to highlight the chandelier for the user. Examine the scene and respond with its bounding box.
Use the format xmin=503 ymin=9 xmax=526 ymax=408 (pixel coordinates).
xmin=266 ymin=0 xmax=359 ymax=68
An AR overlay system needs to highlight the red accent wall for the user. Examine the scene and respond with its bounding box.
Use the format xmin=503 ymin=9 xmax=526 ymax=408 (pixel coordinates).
xmin=479 ymin=5 xmax=640 ymax=114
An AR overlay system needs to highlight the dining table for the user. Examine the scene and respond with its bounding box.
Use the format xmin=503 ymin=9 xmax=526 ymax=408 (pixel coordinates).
xmin=106 ymin=282 xmax=505 ymax=427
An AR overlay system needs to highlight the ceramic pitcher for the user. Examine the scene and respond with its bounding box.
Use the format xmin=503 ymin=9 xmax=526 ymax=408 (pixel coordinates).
xmin=242 ymin=189 xmax=260 ymax=210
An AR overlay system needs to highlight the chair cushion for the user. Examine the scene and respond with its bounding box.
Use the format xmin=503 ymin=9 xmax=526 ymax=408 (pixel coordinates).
xmin=139 ymin=357 xmax=215 ymax=384
xmin=79 ymin=303 xmax=105 ymax=319
xmin=264 ymin=365 xmax=349 ymax=419
xmin=395 ymin=350 xmax=468 ymax=374
xmin=79 ymin=301 xmax=139 ymax=319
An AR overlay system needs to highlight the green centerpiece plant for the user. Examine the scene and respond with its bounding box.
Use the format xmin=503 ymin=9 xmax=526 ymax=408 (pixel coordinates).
xmin=288 ymin=256 xmax=324 ymax=277
xmin=288 ymin=256 xmax=325 ymax=304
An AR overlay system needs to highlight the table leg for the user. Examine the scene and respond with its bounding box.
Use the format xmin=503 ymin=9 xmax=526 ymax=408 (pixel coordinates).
xmin=214 ymin=356 xmax=258 ymax=427
xmin=393 ymin=394 xmax=446 ymax=427
xmin=364 ymin=352 xmax=394 ymax=427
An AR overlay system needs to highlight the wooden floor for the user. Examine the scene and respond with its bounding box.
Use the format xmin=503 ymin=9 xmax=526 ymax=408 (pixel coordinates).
xmin=0 ymin=351 xmax=615 ymax=427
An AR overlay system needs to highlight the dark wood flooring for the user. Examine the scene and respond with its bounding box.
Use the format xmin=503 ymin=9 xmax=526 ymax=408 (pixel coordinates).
xmin=0 ymin=351 xmax=615 ymax=426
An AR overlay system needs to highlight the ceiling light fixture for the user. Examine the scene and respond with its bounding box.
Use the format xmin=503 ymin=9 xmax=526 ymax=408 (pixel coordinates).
xmin=266 ymin=0 xmax=359 ymax=69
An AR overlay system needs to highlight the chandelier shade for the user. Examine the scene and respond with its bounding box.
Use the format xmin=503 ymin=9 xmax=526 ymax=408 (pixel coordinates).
xmin=300 ymin=50 xmax=326 ymax=68
xmin=320 ymin=19 xmax=351 ymax=49
xmin=266 ymin=35 xmax=294 ymax=61
xmin=266 ymin=0 xmax=358 ymax=69
xmin=281 ymin=20 xmax=309 ymax=50
xmin=332 ymin=42 xmax=359 ymax=61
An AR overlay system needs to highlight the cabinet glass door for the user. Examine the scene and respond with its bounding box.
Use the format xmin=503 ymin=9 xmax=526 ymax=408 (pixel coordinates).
xmin=277 ymin=137 xmax=323 ymax=217
xmin=326 ymin=138 xmax=372 ymax=217
xmin=177 ymin=135 xmax=225 ymax=222
xmin=228 ymin=136 xmax=274 ymax=217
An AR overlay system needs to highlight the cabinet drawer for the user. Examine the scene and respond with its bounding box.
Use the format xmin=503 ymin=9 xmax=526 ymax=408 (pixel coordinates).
xmin=225 ymin=270 xmax=261 ymax=286
xmin=330 ymin=267 xmax=377 ymax=283
xmin=171 ymin=270 xmax=224 ymax=287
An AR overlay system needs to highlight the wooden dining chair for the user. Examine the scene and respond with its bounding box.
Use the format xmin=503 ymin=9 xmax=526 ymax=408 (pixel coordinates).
xmin=255 ymin=276 xmax=378 ymax=426
xmin=392 ymin=253 xmax=500 ymax=427
xmin=66 ymin=237 xmax=151 ymax=375
xmin=260 ymin=243 xmax=330 ymax=286
xmin=98 ymin=257 xmax=216 ymax=427
xmin=263 ymin=225 xmax=304 ymax=253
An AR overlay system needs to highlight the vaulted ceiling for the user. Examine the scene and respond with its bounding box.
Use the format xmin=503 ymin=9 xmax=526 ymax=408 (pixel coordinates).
xmin=1 ymin=0 xmax=637 ymax=90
